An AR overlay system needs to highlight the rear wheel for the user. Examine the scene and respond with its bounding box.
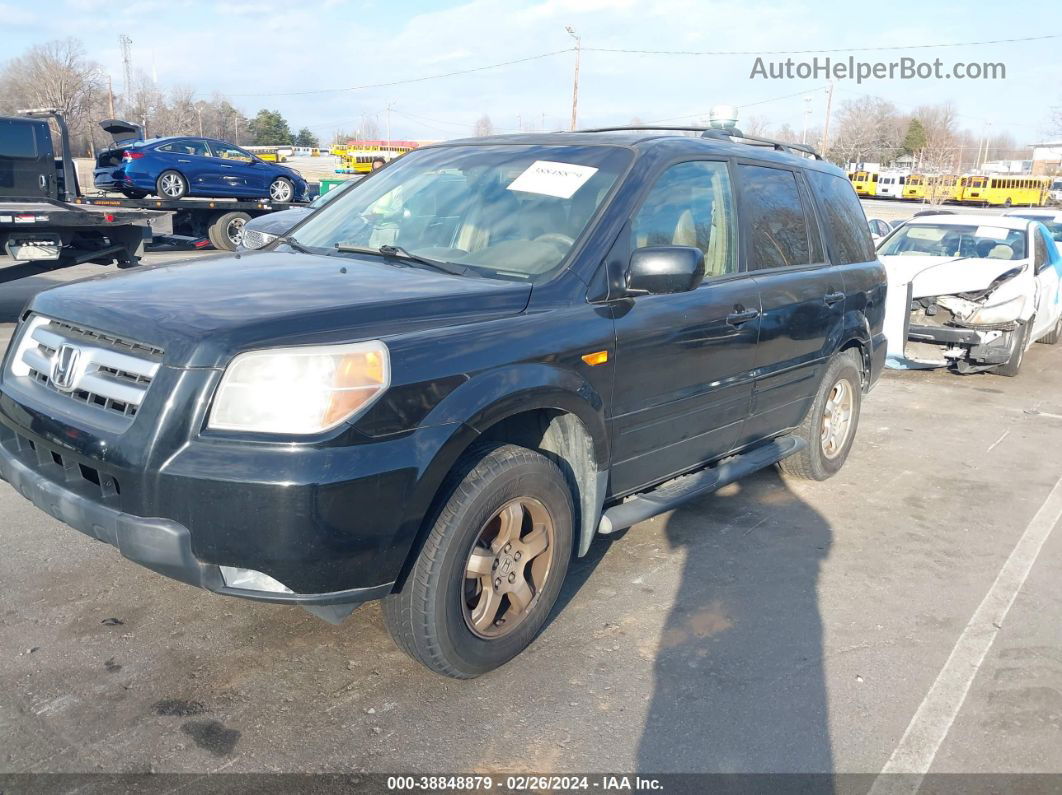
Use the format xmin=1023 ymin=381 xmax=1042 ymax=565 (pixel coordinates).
xmin=156 ymin=170 xmax=188 ymax=199
xmin=120 ymin=188 xmax=148 ymax=199
xmin=778 ymin=349 xmax=862 ymax=481
xmin=383 ymin=443 xmax=573 ymax=678
xmin=208 ymin=211 xmax=251 ymax=251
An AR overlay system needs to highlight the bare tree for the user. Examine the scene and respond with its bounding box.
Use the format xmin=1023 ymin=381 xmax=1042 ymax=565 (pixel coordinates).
xmin=0 ymin=38 xmax=104 ymax=153
xmin=473 ymin=114 xmax=494 ymax=137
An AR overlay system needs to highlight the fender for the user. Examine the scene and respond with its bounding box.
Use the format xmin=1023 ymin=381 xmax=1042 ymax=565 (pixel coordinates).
xmin=385 ymin=362 xmax=611 ymax=587
xmin=422 ymin=362 xmax=610 ymax=468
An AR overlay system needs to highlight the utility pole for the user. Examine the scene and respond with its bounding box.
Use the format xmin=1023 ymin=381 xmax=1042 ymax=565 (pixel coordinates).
xmin=118 ymin=34 xmax=134 ymax=114
xmin=566 ymin=26 xmax=581 ymax=131
xmin=801 ymin=94 xmax=812 ymax=145
xmin=107 ymin=75 xmax=115 ymax=118
xmin=234 ymin=114 xmax=239 ymax=144
xmin=385 ymin=101 xmax=395 ymax=150
xmin=196 ymin=105 xmax=203 ymax=137
xmin=820 ymin=81 xmax=834 ymax=154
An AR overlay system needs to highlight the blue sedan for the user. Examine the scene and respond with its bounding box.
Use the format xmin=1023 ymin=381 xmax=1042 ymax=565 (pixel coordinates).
xmin=93 ymin=135 xmax=308 ymax=202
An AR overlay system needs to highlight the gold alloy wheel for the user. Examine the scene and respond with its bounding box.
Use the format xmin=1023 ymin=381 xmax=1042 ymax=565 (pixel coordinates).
xmin=821 ymin=377 xmax=854 ymax=459
xmin=462 ymin=497 xmax=556 ymax=639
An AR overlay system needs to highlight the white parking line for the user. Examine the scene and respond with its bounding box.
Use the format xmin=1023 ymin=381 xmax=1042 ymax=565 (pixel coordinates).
xmin=869 ymin=473 xmax=1062 ymax=794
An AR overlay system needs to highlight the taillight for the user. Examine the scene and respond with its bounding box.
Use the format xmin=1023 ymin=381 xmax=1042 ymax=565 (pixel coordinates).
xmin=121 ymin=150 xmax=145 ymax=160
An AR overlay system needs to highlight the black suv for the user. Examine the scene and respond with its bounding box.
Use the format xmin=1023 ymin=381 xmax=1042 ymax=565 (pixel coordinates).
xmin=0 ymin=129 xmax=886 ymax=677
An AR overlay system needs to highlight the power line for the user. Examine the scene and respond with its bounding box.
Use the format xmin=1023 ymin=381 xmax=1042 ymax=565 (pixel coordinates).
xmin=583 ymin=32 xmax=1062 ymax=57
xmin=226 ymin=48 xmax=574 ymax=98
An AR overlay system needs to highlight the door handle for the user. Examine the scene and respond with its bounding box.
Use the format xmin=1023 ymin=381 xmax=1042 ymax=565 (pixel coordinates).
xmin=178 ymin=159 xmax=191 ymax=163
xmin=38 ymin=174 xmax=48 ymax=191
xmin=824 ymin=291 xmax=845 ymax=305
xmin=726 ymin=307 xmax=760 ymax=326
xmin=221 ymin=164 xmax=234 ymax=169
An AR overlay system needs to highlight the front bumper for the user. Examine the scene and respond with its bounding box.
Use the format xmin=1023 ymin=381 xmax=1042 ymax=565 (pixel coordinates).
xmin=899 ymin=323 xmax=1012 ymax=368
xmin=0 ymin=429 xmax=394 ymax=615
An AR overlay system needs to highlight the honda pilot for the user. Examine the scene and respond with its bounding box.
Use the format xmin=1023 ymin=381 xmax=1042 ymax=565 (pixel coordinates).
xmin=0 ymin=128 xmax=887 ymax=677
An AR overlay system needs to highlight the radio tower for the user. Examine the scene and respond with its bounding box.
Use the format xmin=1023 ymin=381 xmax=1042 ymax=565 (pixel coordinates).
xmin=119 ymin=34 xmax=134 ymax=115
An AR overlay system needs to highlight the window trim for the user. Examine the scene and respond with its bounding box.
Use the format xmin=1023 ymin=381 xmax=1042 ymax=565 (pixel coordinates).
xmin=623 ymin=156 xmax=745 ymax=287
xmin=734 ymin=158 xmax=826 ymax=275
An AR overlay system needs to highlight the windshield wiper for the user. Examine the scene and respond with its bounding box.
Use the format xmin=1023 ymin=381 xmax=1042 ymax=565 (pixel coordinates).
xmin=334 ymin=242 xmax=468 ymax=276
xmin=275 ymin=235 xmax=314 ymax=254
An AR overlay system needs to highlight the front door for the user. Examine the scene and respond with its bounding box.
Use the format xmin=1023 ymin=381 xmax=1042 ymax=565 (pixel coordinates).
xmin=735 ymin=163 xmax=844 ymax=444
xmin=207 ymin=141 xmax=261 ymax=197
xmin=1031 ymin=224 xmax=1062 ymax=339
xmin=609 ymin=159 xmax=760 ymax=496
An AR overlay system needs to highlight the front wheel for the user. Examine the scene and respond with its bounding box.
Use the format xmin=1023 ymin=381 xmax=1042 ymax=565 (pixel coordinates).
xmin=1037 ymin=314 xmax=1062 ymax=345
xmin=383 ymin=443 xmax=573 ymax=678
xmin=995 ymin=321 xmax=1031 ymax=377
xmin=778 ymin=349 xmax=862 ymax=481
xmin=268 ymin=177 xmax=294 ymax=203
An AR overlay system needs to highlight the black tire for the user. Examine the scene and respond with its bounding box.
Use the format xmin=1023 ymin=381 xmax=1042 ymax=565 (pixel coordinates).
xmin=120 ymin=188 xmax=149 ymax=199
xmin=156 ymin=170 xmax=188 ymax=199
xmin=268 ymin=177 xmax=294 ymax=203
xmin=995 ymin=321 xmax=1031 ymax=377
xmin=1037 ymin=315 xmax=1062 ymax=345
xmin=1004 ymin=197 xmax=1013 ymax=207
xmin=383 ymin=443 xmax=574 ymax=678
xmin=778 ymin=349 xmax=862 ymax=481
xmin=208 ymin=211 xmax=251 ymax=251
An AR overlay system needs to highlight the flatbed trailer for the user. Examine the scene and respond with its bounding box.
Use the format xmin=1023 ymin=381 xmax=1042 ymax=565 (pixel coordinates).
xmin=72 ymin=194 xmax=309 ymax=251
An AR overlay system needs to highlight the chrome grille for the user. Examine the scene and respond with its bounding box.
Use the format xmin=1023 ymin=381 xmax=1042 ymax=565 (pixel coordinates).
xmin=9 ymin=315 xmax=162 ymax=419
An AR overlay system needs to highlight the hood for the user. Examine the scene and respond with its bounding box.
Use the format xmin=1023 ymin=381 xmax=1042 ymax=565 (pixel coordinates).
xmin=880 ymin=255 xmax=1029 ymax=299
xmin=29 ymin=252 xmax=532 ymax=368
xmin=242 ymin=208 xmax=311 ymax=237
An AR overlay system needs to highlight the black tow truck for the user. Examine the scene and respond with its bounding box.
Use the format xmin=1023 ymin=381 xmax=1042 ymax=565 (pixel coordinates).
xmin=0 ymin=109 xmax=160 ymax=270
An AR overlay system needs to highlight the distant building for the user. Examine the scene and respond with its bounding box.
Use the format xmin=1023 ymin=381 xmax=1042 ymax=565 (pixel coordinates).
xmin=1030 ymin=141 xmax=1062 ymax=176
xmin=982 ymin=159 xmax=1032 ymax=175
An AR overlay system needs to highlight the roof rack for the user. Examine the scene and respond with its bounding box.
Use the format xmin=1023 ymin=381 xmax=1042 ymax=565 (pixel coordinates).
xmin=574 ymin=125 xmax=825 ymax=160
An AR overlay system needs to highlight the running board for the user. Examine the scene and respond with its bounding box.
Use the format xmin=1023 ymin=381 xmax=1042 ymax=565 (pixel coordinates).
xmin=597 ymin=436 xmax=806 ymax=534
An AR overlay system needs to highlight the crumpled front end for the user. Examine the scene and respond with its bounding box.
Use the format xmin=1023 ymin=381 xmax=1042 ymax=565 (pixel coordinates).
xmin=884 ymin=256 xmax=1033 ymax=372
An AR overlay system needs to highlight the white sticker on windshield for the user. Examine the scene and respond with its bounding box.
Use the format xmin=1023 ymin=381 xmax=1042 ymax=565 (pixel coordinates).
xmin=507 ymin=160 xmax=598 ymax=199
xmin=975 ymin=225 xmax=1009 ymax=240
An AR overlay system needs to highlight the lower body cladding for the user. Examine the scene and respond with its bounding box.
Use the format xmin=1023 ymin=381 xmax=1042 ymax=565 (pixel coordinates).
xmin=0 ymin=411 xmax=463 ymax=624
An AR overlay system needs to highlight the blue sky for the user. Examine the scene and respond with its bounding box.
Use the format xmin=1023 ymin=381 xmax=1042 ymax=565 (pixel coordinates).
xmin=3 ymin=0 xmax=1060 ymax=143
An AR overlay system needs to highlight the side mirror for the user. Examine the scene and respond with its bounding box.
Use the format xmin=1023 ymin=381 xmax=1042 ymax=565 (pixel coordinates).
xmin=627 ymin=246 xmax=705 ymax=295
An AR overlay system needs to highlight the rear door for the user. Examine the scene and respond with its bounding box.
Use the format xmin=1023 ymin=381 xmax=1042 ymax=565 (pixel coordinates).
xmin=736 ymin=162 xmax=844 ymax=445
xmin=609 ymin=159 xmax=761 ymax=495
xmin=1031 ymin=224 xmax=1062 ymax=338
xmin=0 ymin=118 xmax=53 ymax=199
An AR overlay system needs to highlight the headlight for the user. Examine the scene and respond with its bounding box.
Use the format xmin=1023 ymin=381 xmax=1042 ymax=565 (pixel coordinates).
xmin=241 ymin=228 xmax=277 ymax=250
xmin=964 ymin=294 xmax=1026 ymax=326
xmin=208 ymin=341 xmax=389 ymax=434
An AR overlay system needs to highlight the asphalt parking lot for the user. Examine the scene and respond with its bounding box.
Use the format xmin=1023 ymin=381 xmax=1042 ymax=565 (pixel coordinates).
xmin=2 ymin=227 xmax=1062 ymax=777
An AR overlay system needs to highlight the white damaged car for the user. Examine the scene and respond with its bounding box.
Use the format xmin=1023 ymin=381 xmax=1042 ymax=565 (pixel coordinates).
xmin=878 ymin=214 xmax=1062 ymax=376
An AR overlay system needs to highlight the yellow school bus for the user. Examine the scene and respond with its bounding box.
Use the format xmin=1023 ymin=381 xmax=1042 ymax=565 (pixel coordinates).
xmin=960 ymin=175 xmax=1050 ymax=207
xmin=850 ymin=170 xmax=879 ymax=197
xmin=902 ymin=174 xmax=927 ymax=200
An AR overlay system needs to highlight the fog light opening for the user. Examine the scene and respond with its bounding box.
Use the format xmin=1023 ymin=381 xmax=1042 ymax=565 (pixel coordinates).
xmin=219 ymin=566 xmax=295 ymax=594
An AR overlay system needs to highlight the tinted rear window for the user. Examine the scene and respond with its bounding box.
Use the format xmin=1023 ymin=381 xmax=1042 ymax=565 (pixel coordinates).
xmin=807 ymin=170 xmax=876 ymax=264
xmin=738 ymin=164 xmax=814 ymax=269
xmin=0 ymin=120 xmax=39 ymax=159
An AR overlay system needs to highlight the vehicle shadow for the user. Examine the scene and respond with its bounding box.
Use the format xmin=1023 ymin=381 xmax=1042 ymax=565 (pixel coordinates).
xmin=0 ymin=270 xmax=62 ymax=324
xmin=636 ymin=467 xmax=834 ymax=774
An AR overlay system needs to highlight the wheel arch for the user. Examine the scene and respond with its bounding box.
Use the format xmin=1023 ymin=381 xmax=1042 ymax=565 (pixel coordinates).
xmin=392 ymin=369 xmax=611 ymax=589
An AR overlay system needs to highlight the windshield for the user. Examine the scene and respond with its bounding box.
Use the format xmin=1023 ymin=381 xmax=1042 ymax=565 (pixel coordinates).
xmin=292 ymin=143 xmax=631 ymax=282
xmin=878 ymin=223 xmax=1027 ymax=260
